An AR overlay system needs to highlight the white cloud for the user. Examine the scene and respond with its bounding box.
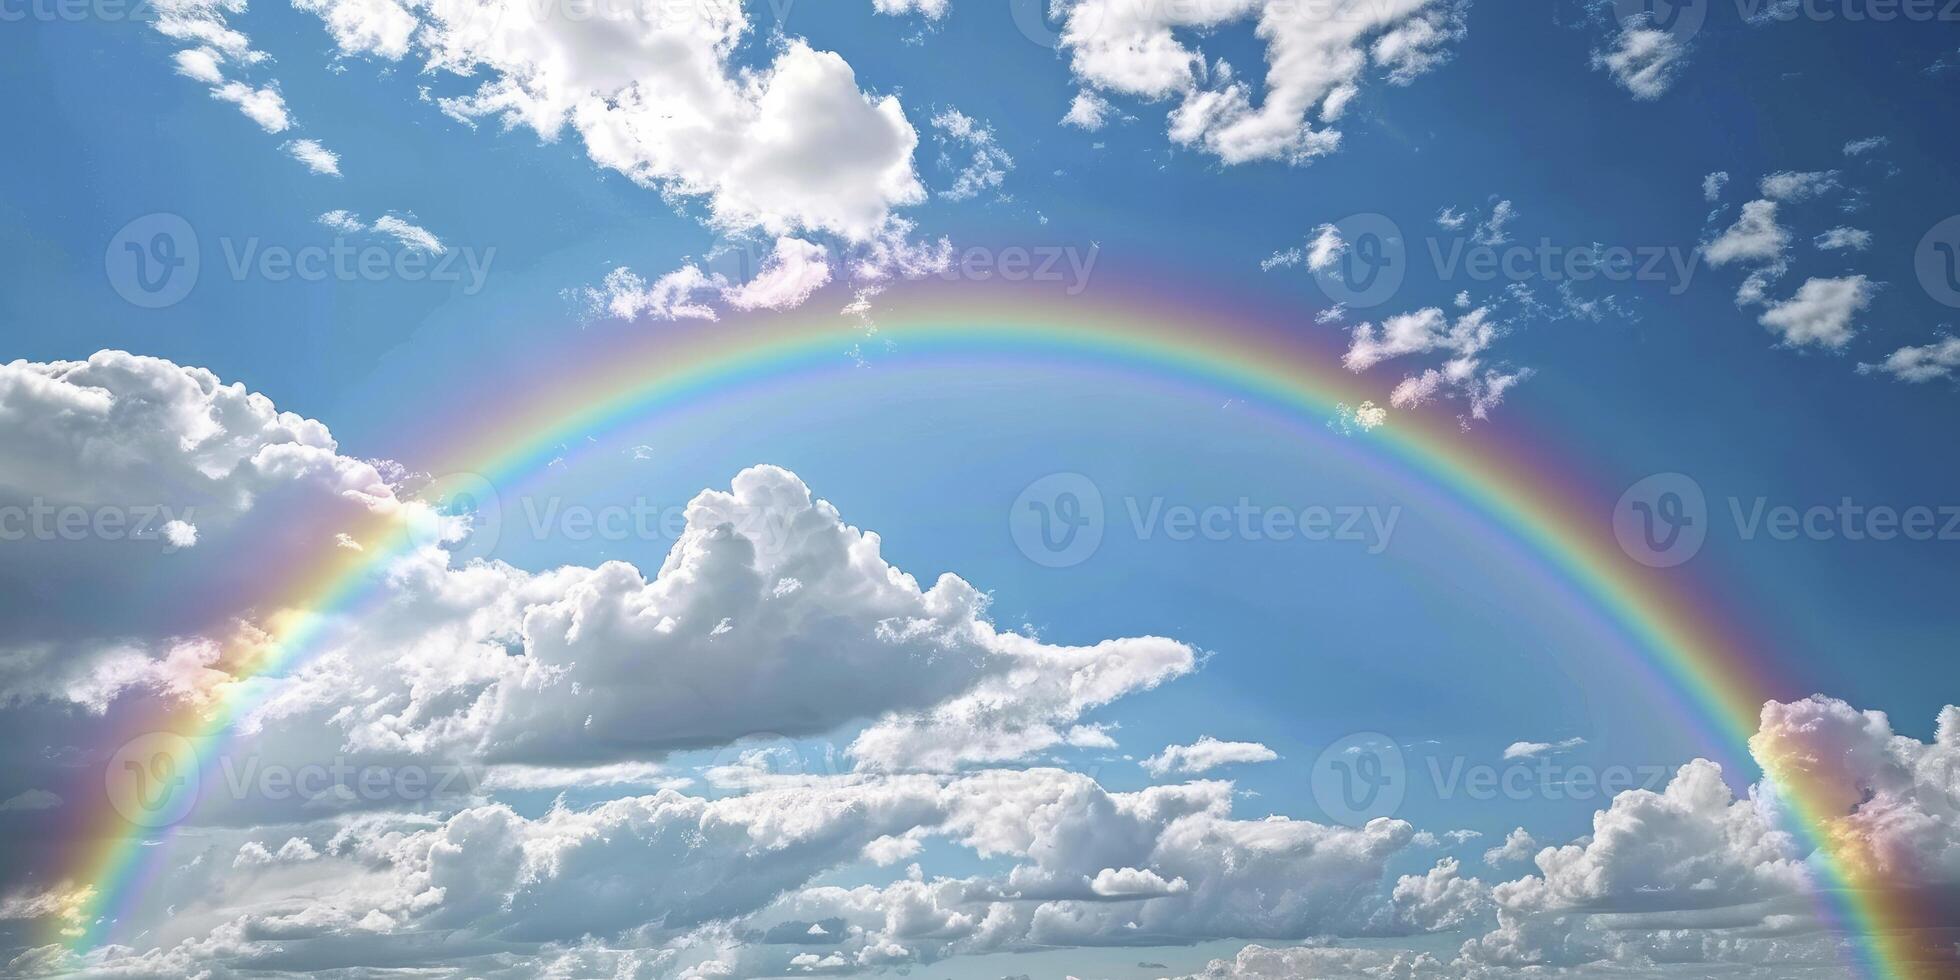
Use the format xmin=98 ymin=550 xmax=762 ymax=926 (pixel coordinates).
xmin=1471 ymin=200 xmax=1514 ymax=246
xmin=172 ymin=47 xmax=224 ymax=84
xmin=318 ymin=209 xmax=365 ymax=233
xmin=722 ymin=237 xmax=833 ymax=311
xmin=211 ymin=81 xmax=292 ymax=132
xmin=1812 ymin=226 xmax=1871 ymax=251
xmin=1592 ymin=18 xmax=1688 ymax=100
xmin=1501 ymin=736 xmax=1584 ymax=760
xmin=1062 ymin=90 xmax=1112 ymax=131
xmin=1859 ymin=335 xmax=1960 ymax=382
xmin=0 ymin=789 xmax=60 ymax=812
xmin=1481 ymin=827 xmax=1537 ymax=867
xmin=1703 ymin=199 xmax=1790 ymax=268
xmin=1702 ymin=170 xmax=1729 ymax=201
xmin=930 ymin=108 xmax=1013 ymax=202
xmin=370 ymin=214 xmax=445 ymax=255
xmin=1140 ymin=736 xmax=1278 ymax=776
xmin=1760 ymin=169 xmax=1840 ymax=201
xmin=1259 ymin=247 xmax=1302 ymax=272
xmin=1843 ymin=135 xmax=1890 ymax=156
xmin=1435 ymin=205 xmax=1467 ymax=229
xmin=1056 ymin=0 xmax=1464 ymax=164
xmin=1304 ymin=223 xmax=1347 ymax=272
xmin=282 ymin=138 xmax=342 ymax=176
xmin=872 ymin=0 xmax=949 ymax=18
xmin=1757 ymin=275 xmax=1872 ymax=347
xmin=1344 ymin=306 xmax=1494 ymax=372
xmin=576 ymin=265 xmax=724 ymax=322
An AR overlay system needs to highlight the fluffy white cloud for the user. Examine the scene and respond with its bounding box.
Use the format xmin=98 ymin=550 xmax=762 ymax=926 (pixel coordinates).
xmin=1812 ymin=226 xmax=1871 ymax=251
xmin=1703 ymin=170 xmax=1730 ymax=201
xmin=1481 ymin=827 xmax=1537 ymax=867
xmin=872 ymin=0 xmax=949 ymax=18
xmin=1062 ymin=90 xmax=1112 ymax=130
xmin=1704 ymin=199 xmax=1790 ymax=269
xmin=281 ymin=138 xmax=342 ymax=176
xmin=1141 ymin=736 xmax=1278 ymax=776
xmin=722 ymin=237 xmax=833 ymax=311
xmin=1757 ymin=275 xmax=1872 ymax=347
xmin=1859 ymin=335 xmax=1960 ymax=382
xmin=211 ymin=80 xmax=292 ymax=132
xmin=576 ymin=264 xmax=724 ymax=322
xmin=1592 ymin=17 xmax=1688 ymax=99
xmin=1055 ymin=0 xmax=1463 ymax=164
xmin=1760 ymin=169 xmax=1840 ymax=201
xmin=296 ymin=0 xmax=924 ymax=241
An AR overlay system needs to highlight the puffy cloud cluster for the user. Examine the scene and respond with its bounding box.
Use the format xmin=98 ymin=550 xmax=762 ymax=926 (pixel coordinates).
xmin=1699 ymin=165 xmax=1881 ymax=350
xmin=297 ymin=0 xmax=924 ymax=242
xmin=7 ymin=353 xmax=1960 ymax=979
xmin=1054 ymin=0 xmax=1465 ymax=164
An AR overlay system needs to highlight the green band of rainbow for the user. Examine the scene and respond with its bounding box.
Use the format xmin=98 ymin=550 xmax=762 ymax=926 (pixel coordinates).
xmin=63 ymin=285 xmax=1912 ymax=978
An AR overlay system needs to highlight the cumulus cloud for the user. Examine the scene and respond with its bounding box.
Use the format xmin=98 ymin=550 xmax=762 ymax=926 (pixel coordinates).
xmin=1481 ymin=827 xmax=1537 ymax=867
xmin=211 ymin=81 xmax=292 ymax=132
xmin=1703 ymin=199 xmax=1791 ymax=269
xmin=12 ymin=353 xmax=1959 ymax=978
xmin=1054 ymin=0 xmax=1464 ymax=164
xmin=1140 ymin=737 xmax=1278 ymax=776
xmin=1859 ymin=335 xmax=1960 ymax=382
xmin=1757 ymin=274 xmax=1872 ymax=347
xmin=295 ymin=0 xmax=924 ymax=241
xmin=576 ymin=265 xmax=724 ymax=322
xmin=1592 ymin=16 xmax=1689 ymax=100
xmin=1760 ymin=170 xmax=1841 ymax=201
xmin=1703 ymin=170 xmax=1729 ymax=201
xmin=1813 ymin=226 xmax=1872 ymax=251
xmin=1062 ymin=90 xmax=1112 ymax=131
xmin=722 ymin=237 xmax=833 ymax=311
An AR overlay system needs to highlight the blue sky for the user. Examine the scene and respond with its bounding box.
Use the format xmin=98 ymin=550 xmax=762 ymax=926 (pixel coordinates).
xmin=2 ymin=0 xmax=1959 ymax=977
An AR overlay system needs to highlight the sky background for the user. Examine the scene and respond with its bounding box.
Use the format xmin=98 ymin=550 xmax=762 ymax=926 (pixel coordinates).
xmin=2 ymin=0 xmax=1959 ymax=977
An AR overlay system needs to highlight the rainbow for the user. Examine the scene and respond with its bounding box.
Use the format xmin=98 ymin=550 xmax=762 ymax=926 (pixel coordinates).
xmin=58 ymin=283 xmax=1919 ymax=977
